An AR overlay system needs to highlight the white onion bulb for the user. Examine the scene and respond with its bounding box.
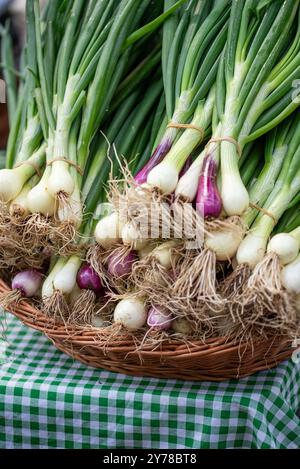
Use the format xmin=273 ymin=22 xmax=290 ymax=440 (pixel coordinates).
xmin=27 ymin=169 xmax=55 ymax=216
xmin=221 ymin=160 xmax=249 ymax=216
xmin=175 ymin=159 xmax=203 ymax=202
xmin=42 ymin=258 xmax=67 ymax=299
xmin=236 ymin=233 xmax=267 ymax=268
xmin=9 ymin=184 xmax=31 ymax=217
xmin=95 ymin=212 xmax=122 ymax=249
xmin=47 ymin=161 xmax=75 ymax=197
xmin=267 ymin=233 xmax=299 ymax=265
xmin=205 ymin=225 xmax=244 ymax=261
xmin=147 ymin=162 xmax=179 ymax=195
xmin=0 ymin=168 xmax=27 ymax=202
xmin=114 ymin=298 xmax=147 ymax=331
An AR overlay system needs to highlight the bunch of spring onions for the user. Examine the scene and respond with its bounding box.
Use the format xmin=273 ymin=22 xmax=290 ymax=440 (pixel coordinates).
xmin=1 ymin=0 xmax=300 ymax=345
xmin=0 ymin=0 xmax=184 ymax=264
xmin=90 ymin=0 xmax=300 ymax=338
xmin=94 ymin=0 xmax=231 ymax=251
xmin=165 ymin=0 xmax=300 ymax=320
xmin=39 ymin=75 xmax=165 ymax=323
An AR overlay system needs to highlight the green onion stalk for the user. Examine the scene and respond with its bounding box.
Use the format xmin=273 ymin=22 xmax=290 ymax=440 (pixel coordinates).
xmin=224 ymin=218 xmax=300 ymax=338
xmin=169 ymin=0 xmax=300 ymax=314
xmin=0 ymin=0 xmax=68 ymax=204
xmin=40 ymin=124 xmax=103 ymax=323
xmin=236 ymin=114 xmax=300 ymax=269
xmin=76 ymin=0 xmax=188 ymax=175
xmin=92 ymin=78 xmax=166 ymax=252
xmin=240 ymin=143 xmax=263 ymax=188
xmin=100 ymin=0 xmax=231 ymax=252
xmin=85 ymin=60 xmax=165 ymax=254
xmin=0 ymin=116 xmax=44 ymax=205
xmin=29 ymin=0 xmax=117 ymax=224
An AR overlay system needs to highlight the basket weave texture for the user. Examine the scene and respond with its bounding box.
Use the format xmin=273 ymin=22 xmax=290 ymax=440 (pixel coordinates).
xmin=0 ymin=279 xmax=293 ymax=381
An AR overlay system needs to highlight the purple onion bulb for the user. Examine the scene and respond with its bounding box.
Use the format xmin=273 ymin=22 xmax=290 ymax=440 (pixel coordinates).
xmin=11 ymin=270 xmax=43 ymax=297
xmin=196 ymin=155 xmax=222 ymax=218
xmin=134 ymin=139 xmax=172 ymax=185
xmin=147 ymin=306 xmax=173 ymax=330
xmin=107 ymin=250 xmax=138 ymax=278
xmin=76 ymin=263 xmax=102 ymax=293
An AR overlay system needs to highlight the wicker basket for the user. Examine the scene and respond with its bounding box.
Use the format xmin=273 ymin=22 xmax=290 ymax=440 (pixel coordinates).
xmin=0 ymin=279 xmax=294 ymax=381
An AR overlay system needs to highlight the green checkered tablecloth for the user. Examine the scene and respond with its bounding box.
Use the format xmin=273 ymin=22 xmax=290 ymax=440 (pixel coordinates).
xmin=0 ymin=313 xmax=299 ymax=449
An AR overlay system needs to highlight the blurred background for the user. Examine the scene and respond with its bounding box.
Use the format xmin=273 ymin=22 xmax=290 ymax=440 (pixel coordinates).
xmin=0 ymin=0 xmax=35 ymax=150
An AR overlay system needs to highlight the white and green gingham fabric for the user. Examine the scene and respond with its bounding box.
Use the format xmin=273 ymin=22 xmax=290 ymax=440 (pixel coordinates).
xmin=0 ymin=313 xmax=300 ymax=449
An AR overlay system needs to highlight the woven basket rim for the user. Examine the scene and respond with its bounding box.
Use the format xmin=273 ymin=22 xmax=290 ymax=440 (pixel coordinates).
xmin=0 ymin=277 xmax=293 ymax=350
xmin=0 ymin=278 xmax=294 ymax=381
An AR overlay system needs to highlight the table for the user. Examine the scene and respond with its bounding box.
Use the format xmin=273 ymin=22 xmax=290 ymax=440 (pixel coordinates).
xmin=0 ymin=313 xmax=299 ymax=449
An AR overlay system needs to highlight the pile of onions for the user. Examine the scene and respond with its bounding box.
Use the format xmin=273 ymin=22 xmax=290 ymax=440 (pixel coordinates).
xmin=1 ymin=0 xmax=300 ymax=347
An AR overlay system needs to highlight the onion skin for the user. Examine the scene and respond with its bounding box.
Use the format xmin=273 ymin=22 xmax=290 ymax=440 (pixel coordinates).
xmin=147 ymin=306 xmax=173 ymax=330
xmin=76 ymin=263 xmax=102 ymax=294
xmin=267 ymin=234 xmax=299 ymax=265
xmin=12 ymin=270 xmax=43 ymax=297
xmin=196 ymin=155 xmax=222 ymax=218
xmin=134 ymin=139 xmax=172 ymax=185
xmin=107 ymin=250 xmax=138 ymax=278
xmin=236 ymin=233 xmax=267 ymax=269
